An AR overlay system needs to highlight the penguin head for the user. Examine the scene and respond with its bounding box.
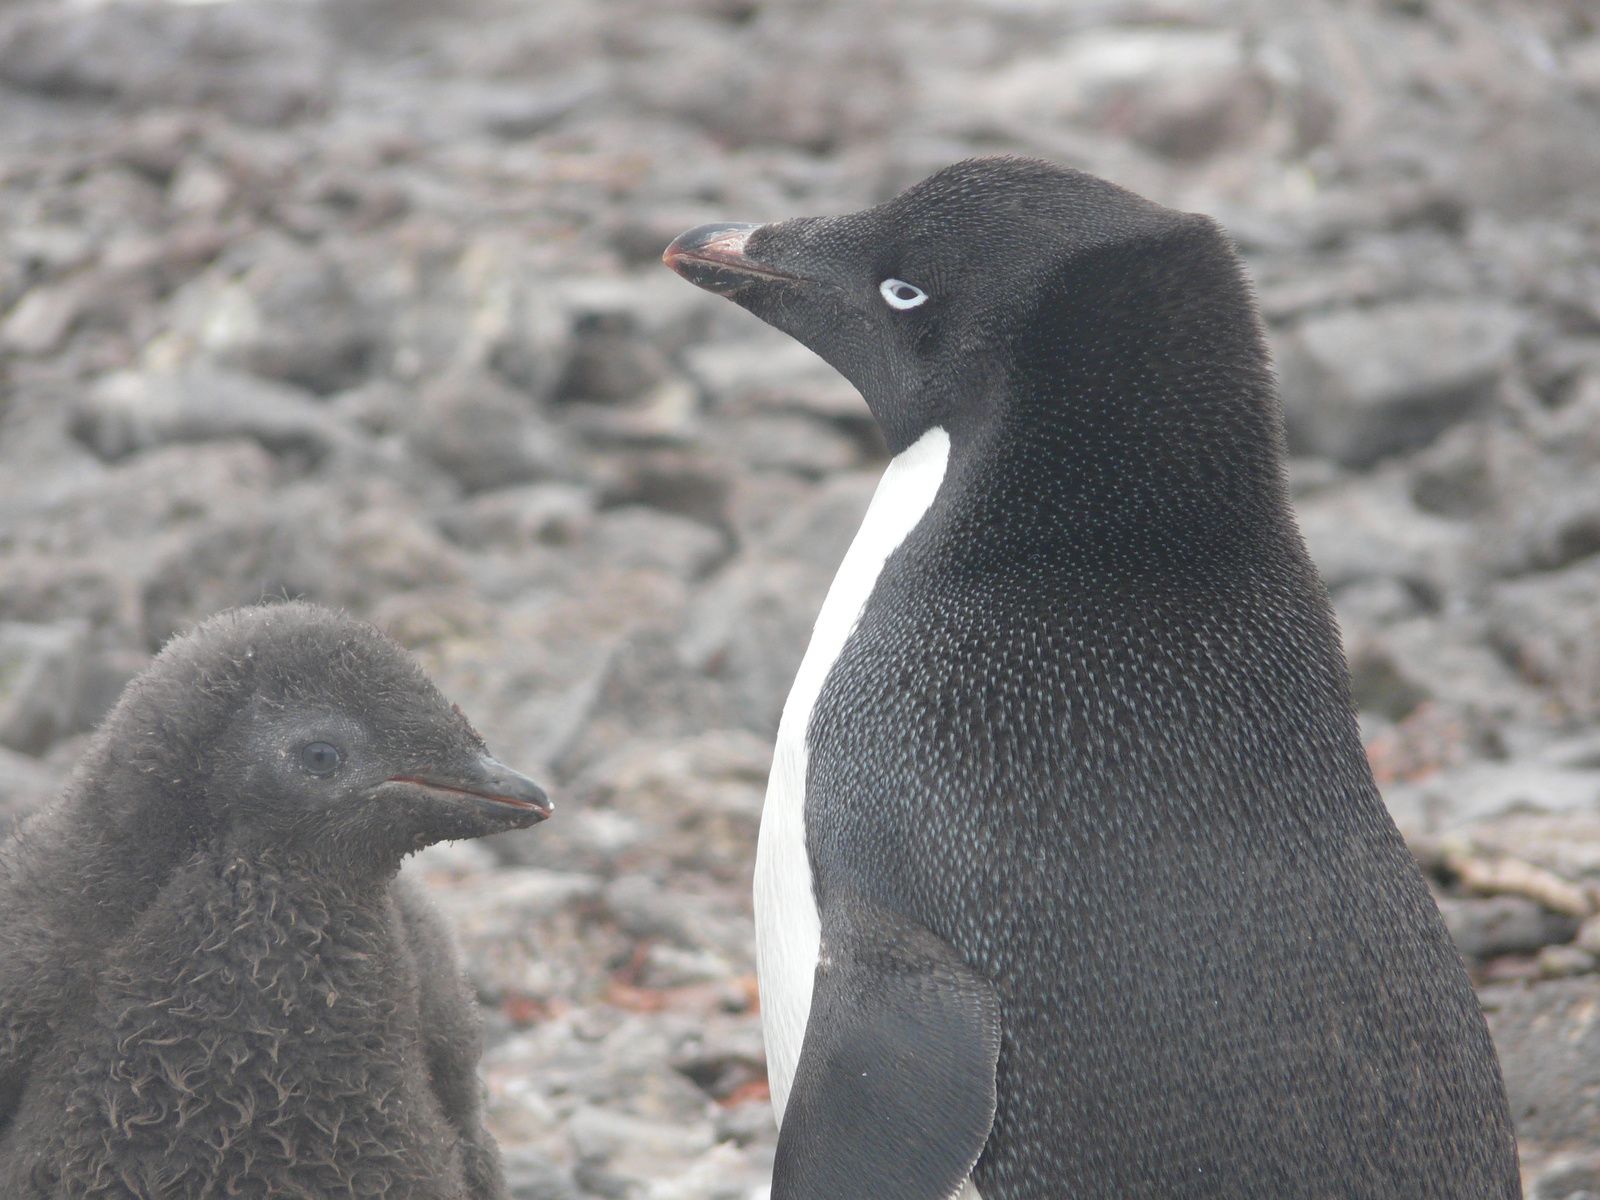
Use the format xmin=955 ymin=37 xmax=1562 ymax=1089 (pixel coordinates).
xmin=78 ymin=602 xmax=549 ymax=880
xmin=664 ymin=156 xmax=1276 ymax=475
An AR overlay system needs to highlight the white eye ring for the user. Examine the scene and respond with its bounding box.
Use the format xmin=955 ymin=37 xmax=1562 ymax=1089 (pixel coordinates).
xmin=879 ymin=278 xmax=928 ymax=310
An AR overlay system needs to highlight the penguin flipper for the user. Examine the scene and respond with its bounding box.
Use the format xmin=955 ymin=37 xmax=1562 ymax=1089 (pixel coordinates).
xmin=773 ymin=899 xmax=1000 ymax=1200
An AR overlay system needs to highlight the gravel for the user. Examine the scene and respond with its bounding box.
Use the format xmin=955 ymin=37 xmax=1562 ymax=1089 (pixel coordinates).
xmin=2 ymin=0 xmax=1598 ymax=1192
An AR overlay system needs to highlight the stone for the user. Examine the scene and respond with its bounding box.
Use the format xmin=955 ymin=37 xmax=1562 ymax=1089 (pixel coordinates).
xmin=1488 ymin=557 xmax=1600 ymax=722
xmin=584 ymin=507 xmax=728 ymax=582
xmin=500 ymin=1147 xmax=580 ymax=1200
xmin=437 ymin=484 xmax=598 ymax=552
xmin=1532 ymin=1152 xmax=1600 ymax=1200
xmin=603 ymin=874 xmax=752 ymax=962
xmin=166 ymin=241 xmax=374 ymax=395
xmin=677 ymin=557 xmax=826 ymax=736
xmin=1437 ymin=895 xmax=1579 ymax=960
xmin=405 ymin=370 xmax=577 ymax=493
xmin=0 ymin=744 xmax=59 ymax=835
xmin=566 ymin=1105 xmax=716 ymax=1182
xmin=72 ymin=368 xmax=356 ymax=466
xmin=138 ymin=484 xmax=468 ymax=647
xmin=970 ymin=28 xmax=1292 ymax=162
xmin=1538 ymin=945 xmax=1596 ymax=980
xmin=1278 ymin=300 xmax=1524 ymax=468
xmin=718 ymin=412 xmax=865 ymax=478
xmin=683 ymin=335 xmax=869 ymax=425
xmin=1485 ymin=978 xmax=1600 ymax=1162
xmin=0 ymin=0 xmax=334 ymax=125
xmin=1295 ymin=472 xmax=1472 ymax=600
xmin=0 ymin=621 xmax=92 ymax=755
xmin=557 ymin=318 xmax=678 ymax=406
xmin=1 ymin=280 xmax=94 ymax=356
xmin=1407 ymin=764 xmax=1600 ymax=832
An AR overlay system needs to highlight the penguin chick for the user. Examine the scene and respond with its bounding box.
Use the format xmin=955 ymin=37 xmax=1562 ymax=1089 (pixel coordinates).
xmin=0 ymin=601 xmax=549 ymax=1199
xmin=664 ymin=158 xmax=1520 ymax=1200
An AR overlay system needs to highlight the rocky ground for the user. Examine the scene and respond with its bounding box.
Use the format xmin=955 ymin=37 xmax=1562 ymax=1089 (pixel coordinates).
xmin=1 ymin=0 xmax=1598 ymax=1194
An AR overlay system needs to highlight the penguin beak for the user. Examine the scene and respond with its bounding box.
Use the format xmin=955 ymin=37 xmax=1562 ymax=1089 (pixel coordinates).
xmin=385 ymin=754 xmax=552 ymax=825
xmin=662 ymin=222 xmax=806 ymax=294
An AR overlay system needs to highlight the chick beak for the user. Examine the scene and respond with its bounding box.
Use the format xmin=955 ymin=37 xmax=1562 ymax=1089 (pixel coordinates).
xmin=387 ymin=754 xmax=551 ymax=823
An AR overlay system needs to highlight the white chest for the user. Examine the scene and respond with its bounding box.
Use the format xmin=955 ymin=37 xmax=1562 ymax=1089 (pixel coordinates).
xmin=753 ymin=426 xmax=952 ymax=1123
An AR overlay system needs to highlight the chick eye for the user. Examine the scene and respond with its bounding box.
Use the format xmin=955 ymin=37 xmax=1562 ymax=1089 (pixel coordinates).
xmin=879 ymin=278 xmax=928 ymax=310
xmin=299 ymin=741 xmax=343 ymax=777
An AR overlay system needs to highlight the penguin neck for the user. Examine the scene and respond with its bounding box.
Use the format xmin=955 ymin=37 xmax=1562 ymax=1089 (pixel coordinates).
xmin=943 ymin=312 xmax=1294 ymax=579
xmin=215 ymin=834 xmax=403 ymax=900
xmin=204 ymin=847 xmax=393 ymax=917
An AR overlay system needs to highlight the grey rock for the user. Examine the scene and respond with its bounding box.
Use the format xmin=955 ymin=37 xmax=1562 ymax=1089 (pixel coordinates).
xmin=1537 ymin=945 xmax=1596 ymax=980
xmin=719 ymin=412 xmax=865 ymax=478
xmin=1409 ymin=763 xmax=1600 ymax=831
xmin=564 ymin=730 xmax=766 ymax=887
xmin=1445 ymin=810 xmax=1600 ymax=887
xmin=683 ymin=335 xmax=869 ymax=425
xmin=72 ymin=368 xmax=353 ymax=465
xmin=545 ymin=628 xmax=727 ymax=781
xmin=437 ymin=484 xmax=598 ymax=552
xmin=423 ymin=866 xmax=612 ymax=1004
xmin=968 ymin=28 xmax=1297 ymax=162
xmin=1532 ymin=1152 xmax=1600 ymax=1200
xmin=165 ymin=238 xmax=375 ymax=394
xmin=1481 ymin=381 xmax=1600 ymax=576
xmin=567 ymin=1104 xmax=716 ymax=1185
xmin=557 ymin=318 xmax=678 ymax=407
xmin=673 ymin=470 xmax=875 ymax=730
xmin=594 ymin=449 xmax=731 ymax=532
xmin=0 ymin=744 xmax=59 ymax=835
xmin=0 ymin=1 xmax=334 ymax=124
xmin=1295 ymin=472 xmax=1471 ymax=598
xmin=1488 ymin=557 xmax=1600 ymax=722
xmin=1485 ymin=978 xmax=1600 ymax=1160
xmin=1331 ymin=576 xmax=1421 ymax=630
xmin=678 ymin=557 xmax=824 ymax=736
xmin=1 ymin=279 xmax=96 ymax=356
xmin=645 ymin=1142 xmax=770 ymax=1200
xmin=1279 ymin=300 xmax=1524 ymax=468
xmin=1344 ymin=637 xmax=1432 ymax=720
xmin=139 ymin=484 xmax=467 ymax=647
xmin=0 ymin=621 xmax=92 ymax=755
xmin=618 ymin=9 xmax=902 ymax=151
xmin=406 ymin=370 xmax=575 ymax=493
xmin=551 ymin=275 xmax=713 ymax=350
xmin=1341 ymin=614 xmax=1542 ymax=737
xmin=585 ymin=507 xmax=727 ymax=581
xmin=603 ymin=874 xmax=752 ymax=962
xmin=1437 ymin=895 xmax=1579 ymax=960
xmin=368 ymin=234 xmax=572 ymax=399
xmin=500 ymin=1147 xmax=580 ymax=1200
xmin=1408 ymin=421 xmax=1514 ymax=520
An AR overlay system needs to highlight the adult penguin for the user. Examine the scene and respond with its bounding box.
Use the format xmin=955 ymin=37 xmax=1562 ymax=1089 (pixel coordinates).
xmin=663 ymin=158 xmax=1520 ymax=1199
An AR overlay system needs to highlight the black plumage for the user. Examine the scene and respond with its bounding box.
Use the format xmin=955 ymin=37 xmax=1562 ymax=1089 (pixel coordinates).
xmin=666 ymin=158 xmax=1521 ymax=1198
xmin=0 ymin=601 xmax=549 ymax=1199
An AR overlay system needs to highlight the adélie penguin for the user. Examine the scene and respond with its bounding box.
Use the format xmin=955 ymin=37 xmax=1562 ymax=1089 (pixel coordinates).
xmin=663 ymin=158 xmax=1521 ymax=1199
xmin=0 ymin=601 xmax=550 ymax=1199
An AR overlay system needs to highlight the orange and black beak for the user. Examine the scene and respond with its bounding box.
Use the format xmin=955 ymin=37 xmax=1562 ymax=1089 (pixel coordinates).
xmin=662 ymin=222 xmax=807 ymax=296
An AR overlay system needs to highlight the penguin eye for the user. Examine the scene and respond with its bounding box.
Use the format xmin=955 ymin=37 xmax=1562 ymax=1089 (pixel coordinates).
xmin=879 ymin=278 xmax=928 ymax=310
xmin=299 ymin=741 xmax=343 ymax=777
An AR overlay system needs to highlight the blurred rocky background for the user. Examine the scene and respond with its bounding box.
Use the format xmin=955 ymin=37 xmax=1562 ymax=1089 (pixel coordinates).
xmin=1 ymin=0 xmax=1598 ymax=1194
